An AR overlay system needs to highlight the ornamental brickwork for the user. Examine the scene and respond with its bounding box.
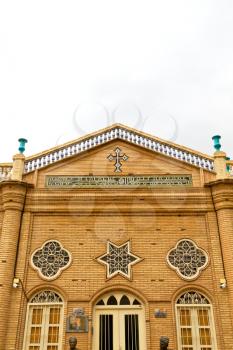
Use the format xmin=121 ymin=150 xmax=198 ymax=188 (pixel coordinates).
xmin=0 ymin=124 xmax=233 ymax=350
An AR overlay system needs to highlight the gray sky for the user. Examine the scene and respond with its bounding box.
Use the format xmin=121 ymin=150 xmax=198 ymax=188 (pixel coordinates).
xmin=0 ymin=0 xmax=232 ymax=162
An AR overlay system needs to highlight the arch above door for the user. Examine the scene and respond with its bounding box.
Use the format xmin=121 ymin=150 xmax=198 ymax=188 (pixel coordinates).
xmin=95 ymin=291 xmax=142 ymax=308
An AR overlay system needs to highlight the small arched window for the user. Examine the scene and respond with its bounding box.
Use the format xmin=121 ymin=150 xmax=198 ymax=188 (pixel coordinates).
xmin=176 ymin=291 xmax=217 ymax=350
xmin=107 ymin=295 xmax=118 ymax=305
xmin=120 ymin=295 xmax=130 ymax=305
xmin=23 ymin=290 xmax=64 ymax=350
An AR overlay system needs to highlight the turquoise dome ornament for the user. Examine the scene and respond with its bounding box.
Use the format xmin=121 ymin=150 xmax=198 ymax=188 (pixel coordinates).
xmin=212 ymin=135 xmax=221 ymax=151
xmin=18 ymin=138 xmax=28 ymax=154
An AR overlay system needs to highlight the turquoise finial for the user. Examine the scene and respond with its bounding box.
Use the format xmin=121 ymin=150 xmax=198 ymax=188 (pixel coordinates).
xmin=226 ymin=156 xmax=230 ymax=173
xmin=212 ymin=135 xmax=221 ymax=151
xmin=18 ymin=138 xmax=28 ymax=154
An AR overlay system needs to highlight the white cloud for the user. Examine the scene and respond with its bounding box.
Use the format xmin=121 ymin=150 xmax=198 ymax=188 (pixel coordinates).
xmin=0 ymin=0 xmax=232 ymax=161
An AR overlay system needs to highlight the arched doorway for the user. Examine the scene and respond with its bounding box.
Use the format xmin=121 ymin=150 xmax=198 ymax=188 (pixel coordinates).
xmin=92 ymin=291 xmax=146 ymax=350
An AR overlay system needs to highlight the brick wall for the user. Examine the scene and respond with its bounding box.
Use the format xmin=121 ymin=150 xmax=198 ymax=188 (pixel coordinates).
xmin=1 ymin=141 xmax=233 ymax=350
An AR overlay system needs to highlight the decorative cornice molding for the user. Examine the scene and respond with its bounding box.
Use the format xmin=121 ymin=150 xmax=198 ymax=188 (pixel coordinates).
xmin=206 ymin=178 xmax=233 ymax=186
xmin=24 ymin=188 xmax=214 ymax=213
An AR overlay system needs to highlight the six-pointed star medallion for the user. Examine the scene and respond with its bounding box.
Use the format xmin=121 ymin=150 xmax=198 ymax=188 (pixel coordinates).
xmin=97 ymin=241 xmax=141 ymax=279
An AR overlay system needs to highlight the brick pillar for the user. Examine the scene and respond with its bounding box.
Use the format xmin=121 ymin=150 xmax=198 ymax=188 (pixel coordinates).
xmin=213 ymin=150 xmax=227 ymax=180
xmin=209 ymin=179 xmax=233 ymax=328
xmin=0 ymin=181 xmax=27 ymax=350
xmin=11 ymin=153 xmax=25 ymax=181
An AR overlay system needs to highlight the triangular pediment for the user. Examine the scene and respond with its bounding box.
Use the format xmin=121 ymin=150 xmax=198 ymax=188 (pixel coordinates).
xmin=21 ymin=124 xmax=216 ymax=187
xmin=23 ymin=123 xmax=214 ymax=173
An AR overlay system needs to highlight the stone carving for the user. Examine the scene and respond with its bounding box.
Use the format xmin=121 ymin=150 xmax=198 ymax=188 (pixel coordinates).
xmin=31 ymin=240 xmax=71 ymax=280
xmin=160 ymin=336 xmax=169 ymax=349
xmin=97 ymin=241 xmax=141 ymax=279
xmin=167 ymin=239 xmax=208 ymax=280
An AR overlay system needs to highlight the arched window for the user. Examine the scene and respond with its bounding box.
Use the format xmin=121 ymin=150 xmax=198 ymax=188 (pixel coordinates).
xmin=176 ymin=291 xmax=217 ymax=350
xmin=23 ymin=290 xmax=64 ymax=350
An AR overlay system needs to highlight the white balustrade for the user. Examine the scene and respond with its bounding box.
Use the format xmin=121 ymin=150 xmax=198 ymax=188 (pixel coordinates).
xmin=23 ymin=127 xmax=214 ymax=173
xmin=0 ymin=166 xmax=13 ymax=181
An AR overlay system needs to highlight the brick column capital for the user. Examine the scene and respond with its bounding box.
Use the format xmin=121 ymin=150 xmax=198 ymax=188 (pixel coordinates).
xmin=206 ymin=179 xmax=233 ymax=210
xmin=0 ymin=181 xmax=29 ymax=211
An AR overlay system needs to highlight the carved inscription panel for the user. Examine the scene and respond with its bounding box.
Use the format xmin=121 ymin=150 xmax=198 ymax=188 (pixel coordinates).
xmin=45 ymin=175 xmax=192 ymax=188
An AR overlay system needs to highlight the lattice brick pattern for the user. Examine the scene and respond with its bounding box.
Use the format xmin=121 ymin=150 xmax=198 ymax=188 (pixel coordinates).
xmin=167 ymin=239 xmax=208 ymax=280
xmin=30 ymin=291 xmax=63 ymax=303
xmin=177 ymin=291 xmax=209 ymax=304
xmin=31 ymin=241 xmax=71 ymax=280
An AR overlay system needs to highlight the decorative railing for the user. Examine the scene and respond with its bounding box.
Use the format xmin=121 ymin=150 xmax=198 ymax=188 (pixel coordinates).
xmin=24 ymin=127 xmax=214 ymax=173
xmin=0 ymin=164 xmax=13 ymax=181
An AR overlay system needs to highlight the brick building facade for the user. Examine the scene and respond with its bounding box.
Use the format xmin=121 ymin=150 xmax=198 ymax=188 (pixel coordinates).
xmin=0 ymin=124 xmax=233 ymax=350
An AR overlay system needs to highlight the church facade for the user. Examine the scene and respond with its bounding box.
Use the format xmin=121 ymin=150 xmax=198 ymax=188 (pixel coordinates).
xmin=0 ymin=124 xmax=233 ymax=350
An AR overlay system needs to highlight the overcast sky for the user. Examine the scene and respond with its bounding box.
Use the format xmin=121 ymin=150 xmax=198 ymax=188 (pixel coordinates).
xmin=0 ymin=0 xmax=232 ymax=162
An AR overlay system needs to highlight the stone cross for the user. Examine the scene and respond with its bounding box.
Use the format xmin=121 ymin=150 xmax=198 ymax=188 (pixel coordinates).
xmin=107 ymin=147 xmax=128 ymax=172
